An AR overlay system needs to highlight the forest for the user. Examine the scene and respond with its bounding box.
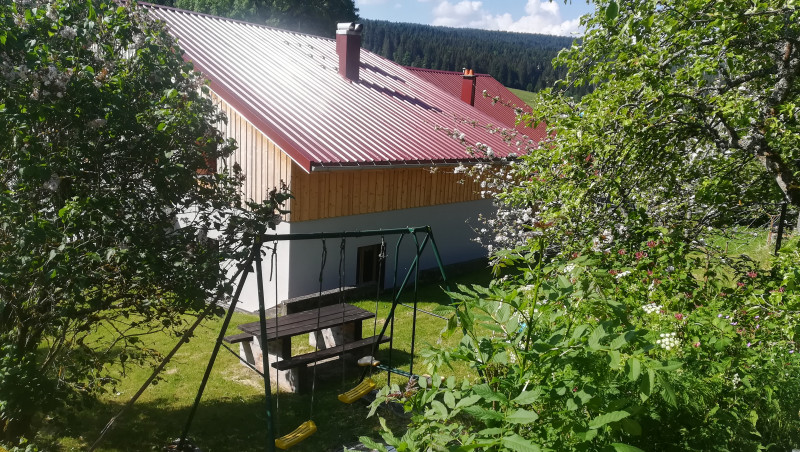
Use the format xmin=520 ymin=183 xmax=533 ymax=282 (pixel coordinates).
xmin=361 ymin=19 xmax=577 ymax=93
xmin=149 ymin=0 xmax=577 ymax=94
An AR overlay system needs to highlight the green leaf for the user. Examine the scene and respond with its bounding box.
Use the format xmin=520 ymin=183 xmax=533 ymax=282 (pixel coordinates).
xmin=627 ymin=357 xmax=641 ymax=382
xmin=659 ymin=374 xmax=677 ymax=407
xmin=443 ymin=391 xmax=455 ymax=409
xmin=430 ymin=400 xmax=448 ymax=418
xmin=611 ymin=443 xmax=646 ymax=452
xmin=463 ymin=406 xmax=504 ymax=422
xmin=589 ymin=410 xmax=630 ymax=429
xmin=455 ymin=394 xmax=481 ymax=409
xmin=506 ymin=408 xmax=539 ymax=424
xmin=473 ymin=384 xmax=507 ymax=403
xmin=606 ymin=1 xmax=619 ymax=21
xmin=501 ymin=434 xmax=540 ymax=452
xmin=588 ymin=324 xmax=607 ymax=350
xmin=358 ymin=436 xmax=389 ymax=452
xmin=512 ymin=387 xmax=542 ymax=405
xmin=621 ymin=418 xmax=642 ymax=436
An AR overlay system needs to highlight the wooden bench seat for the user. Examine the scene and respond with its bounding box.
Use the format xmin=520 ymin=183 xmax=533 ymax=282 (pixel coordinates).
xmin=223 ymin=332 xmax=254 ymax=344
xmin=272 ymin=335 xmax=390 ymax=371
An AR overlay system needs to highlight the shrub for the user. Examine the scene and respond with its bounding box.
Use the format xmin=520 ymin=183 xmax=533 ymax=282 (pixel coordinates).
xmin=364 ymin=231 xmax=800 ymax=451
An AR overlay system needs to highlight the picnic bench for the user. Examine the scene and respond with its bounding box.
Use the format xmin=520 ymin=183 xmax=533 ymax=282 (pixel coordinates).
xmin=224 ymin=303 xmax=389 ymax=393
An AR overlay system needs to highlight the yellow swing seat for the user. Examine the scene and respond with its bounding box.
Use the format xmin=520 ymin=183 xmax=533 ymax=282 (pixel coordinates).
xmin=275 ymin=420 xmax=317 ymax=450
xmin=338 ymin=378 xmax=377 ymax=404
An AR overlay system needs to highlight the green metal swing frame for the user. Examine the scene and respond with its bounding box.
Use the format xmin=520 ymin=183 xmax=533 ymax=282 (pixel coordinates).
xmin=178 ymin=225 xmax=452 ymax=452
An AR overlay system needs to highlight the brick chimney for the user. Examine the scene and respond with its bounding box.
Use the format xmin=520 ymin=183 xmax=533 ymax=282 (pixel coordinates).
xmin=336 ymin=22 xmax=363 ymax=81
xmin=461 ymin=69 xmax=477 ymax=105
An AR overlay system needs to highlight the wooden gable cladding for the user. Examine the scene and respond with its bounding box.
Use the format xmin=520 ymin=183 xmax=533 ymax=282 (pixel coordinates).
xmin=288 ymin=166 xmax=483 ymax=222
xmin=212 ymin=93 xmax=294 ymax=211
xmin=210 ymin=93 xmax=483 ymax=223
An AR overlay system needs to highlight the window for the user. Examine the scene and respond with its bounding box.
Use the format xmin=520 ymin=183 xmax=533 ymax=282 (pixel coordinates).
xmin=356 ymin=244 xmax=383 ymax=288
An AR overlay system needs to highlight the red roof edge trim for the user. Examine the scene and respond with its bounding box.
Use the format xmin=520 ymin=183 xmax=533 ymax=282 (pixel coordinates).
xmin=310 ymin=157 xmax=513 ymax=171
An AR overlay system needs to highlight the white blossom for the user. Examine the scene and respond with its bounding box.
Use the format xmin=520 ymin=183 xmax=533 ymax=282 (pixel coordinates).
xmin=60 ymin=26 xmax=77 ymax=40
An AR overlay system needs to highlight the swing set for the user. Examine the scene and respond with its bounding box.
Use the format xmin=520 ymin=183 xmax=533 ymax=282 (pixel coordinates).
xmin=89 ymin=225 xmax=451 ymax=452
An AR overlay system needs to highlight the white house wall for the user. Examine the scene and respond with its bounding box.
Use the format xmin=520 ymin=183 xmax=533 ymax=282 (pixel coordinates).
xmin=232 ymin=199 xmax=495 ymax=313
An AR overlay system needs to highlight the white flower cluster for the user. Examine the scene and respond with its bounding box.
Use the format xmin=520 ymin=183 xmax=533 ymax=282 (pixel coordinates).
xmin=642 ymin=303 xmax=661 ymax=314
xmin=615 ymin=270 xmax=631 ymax=279
xmin=656 ymin=332 xmax=679 ymax=350
xmin=591 ymin=230 xmax=614 ymax=252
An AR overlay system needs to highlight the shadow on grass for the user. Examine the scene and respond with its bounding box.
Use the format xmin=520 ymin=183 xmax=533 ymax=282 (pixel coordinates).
xmin=67 ymin=362 xmax=405 ymax=452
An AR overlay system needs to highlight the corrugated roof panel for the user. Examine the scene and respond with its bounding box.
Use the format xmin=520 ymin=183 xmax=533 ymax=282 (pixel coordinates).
xmin=405 ymin=67 xmax=547 ymax=143
xmin=144 ymin=4 xmax=540 ymax=171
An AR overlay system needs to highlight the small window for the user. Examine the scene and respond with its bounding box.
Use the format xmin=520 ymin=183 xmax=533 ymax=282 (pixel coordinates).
xmin=356 ymin=244 xmax=383 ymax=288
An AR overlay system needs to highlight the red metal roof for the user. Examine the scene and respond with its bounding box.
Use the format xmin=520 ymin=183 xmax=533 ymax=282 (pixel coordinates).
xmin=405 ymin=67 xmax=546 ymax=142
xmin=143 ymin=4 xmax=539 ymax=172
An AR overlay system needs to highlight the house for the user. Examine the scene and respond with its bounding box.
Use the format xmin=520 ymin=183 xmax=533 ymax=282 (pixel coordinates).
xmin=405 ymin=67 xmax=546 ymax=140
xmin=145 ymin=4 xmax=543 ymax=312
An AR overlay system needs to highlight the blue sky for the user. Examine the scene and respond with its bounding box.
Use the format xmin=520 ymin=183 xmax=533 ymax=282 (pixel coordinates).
xmin=355 ymin=0 xmax=595 ymax=36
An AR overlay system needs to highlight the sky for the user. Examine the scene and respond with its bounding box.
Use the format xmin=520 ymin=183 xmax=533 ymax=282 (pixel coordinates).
xmin=355 ymin=0 xmax=595 ymax=37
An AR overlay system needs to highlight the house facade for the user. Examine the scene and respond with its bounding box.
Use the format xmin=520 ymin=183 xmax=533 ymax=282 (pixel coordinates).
xmin=146 ymin=5 xmax=541 ymax=312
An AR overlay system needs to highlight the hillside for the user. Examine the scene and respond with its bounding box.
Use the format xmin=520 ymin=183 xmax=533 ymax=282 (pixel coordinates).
xmin=361 ymin=19 xmax=580 ymax=93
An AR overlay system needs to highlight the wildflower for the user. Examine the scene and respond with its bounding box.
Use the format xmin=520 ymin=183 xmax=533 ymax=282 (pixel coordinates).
xmin=635 ymin=251 xmax=647 ymax=260
xmin=693 ymin=342 xmax=700 ymax=348
xmin=647 ymin=241 xmax=657 ymax=248
xmin=618 ymin=249 xmax=626 ymax=255
xmin=737 ymin=282 xmax=745 ymax=288
xmin=747 ymin=271 xmax=757 ymax=278
xmin=674 ymin=313 xmax=684 ymax=320
xmin=642 ymin=303 xmax=661 ymax=314
xmin=608 ymin=269 xmax=619 ymax=276
xmin=656 ymin=332 xmax=679 ymax=350
xmin=615 ymin=270 xmax=631 ymax=279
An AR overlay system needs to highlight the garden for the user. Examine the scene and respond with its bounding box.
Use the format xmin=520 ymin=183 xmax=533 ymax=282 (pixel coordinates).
xmin=3 ymin=0 xmax=800 ymax=451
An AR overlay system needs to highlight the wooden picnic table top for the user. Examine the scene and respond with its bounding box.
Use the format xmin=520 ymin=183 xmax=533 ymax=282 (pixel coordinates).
xmin=238 ymin=303 xmax=374 ymax=341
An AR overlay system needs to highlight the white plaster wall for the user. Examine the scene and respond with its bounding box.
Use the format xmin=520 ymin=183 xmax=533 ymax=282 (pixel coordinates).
xmin=229 ymin=221 xmax=292 ymax=313
xmin=279 ymin=199 xmax=495 ymax=301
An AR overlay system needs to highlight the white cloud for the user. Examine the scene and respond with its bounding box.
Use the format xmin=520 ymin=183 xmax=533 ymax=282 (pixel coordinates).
xmin=356 ymin=0 xmax=389 ymax=6
xmin=431 ymin=0 xmax=581 ymax=36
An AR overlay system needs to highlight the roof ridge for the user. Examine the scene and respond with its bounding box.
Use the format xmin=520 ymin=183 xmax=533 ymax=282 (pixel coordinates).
xmin=404 ymin=66 xmax=490 ymax=77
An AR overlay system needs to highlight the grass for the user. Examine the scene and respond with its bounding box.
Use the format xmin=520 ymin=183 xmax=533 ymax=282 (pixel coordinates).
xmin=50 ymin=269 xmax=491 ymax=452
xmin=508 ymin=88 xmax=537 ymax=108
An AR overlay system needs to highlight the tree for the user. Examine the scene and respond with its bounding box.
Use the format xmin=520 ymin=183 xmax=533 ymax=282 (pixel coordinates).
xmin=506 ymin=0 xmax=800 ymax=245
xmin=167 ymin=0 xmax=359 ymax=37
xmin=0 ymin=0 xmax=286 ymax=443
xmin=361 ymin=3 xmax=800 ymax=449
xmin=262 ymin=0 xmax=359 ymax=37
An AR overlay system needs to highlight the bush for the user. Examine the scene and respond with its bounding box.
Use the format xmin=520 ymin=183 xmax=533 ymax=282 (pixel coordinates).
xmin=365 ymin=231 xmax=800 ymax=451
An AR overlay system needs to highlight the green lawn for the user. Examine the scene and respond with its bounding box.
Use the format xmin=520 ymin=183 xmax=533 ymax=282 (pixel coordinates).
xmin=51 ymin=270 xmax=491 ymax=452
xmin=508 ymin=88 xmax=537 ymax=108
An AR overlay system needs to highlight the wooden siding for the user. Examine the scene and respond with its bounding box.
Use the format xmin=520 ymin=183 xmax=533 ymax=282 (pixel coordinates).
xmin=212 ymin=93 xmax=294 ymax=217
xmin=211 ymin=94 xmax=483 ymax=223
xmin=289 ymin=167 xmax=483 ymax=222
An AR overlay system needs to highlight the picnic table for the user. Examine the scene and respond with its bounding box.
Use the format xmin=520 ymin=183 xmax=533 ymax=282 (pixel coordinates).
xmin=224 ymin=303 xmax=389 ymax=393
